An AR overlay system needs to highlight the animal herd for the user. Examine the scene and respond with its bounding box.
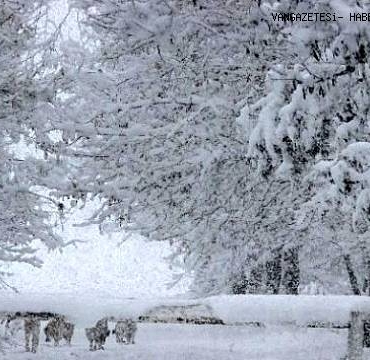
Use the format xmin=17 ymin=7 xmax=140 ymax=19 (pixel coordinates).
xmin=1 ymin=313 xmax=138 ymax=353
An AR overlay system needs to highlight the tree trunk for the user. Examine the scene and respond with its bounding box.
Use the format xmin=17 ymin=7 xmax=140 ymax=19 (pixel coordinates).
xmin=247 ymin=264 xmax=264 ymax=294
xmin=266 ymin=248 xmax=282 ymax=294
xmin=343 ymin=254 xmax=361 ymax=295
xmin=362 ymin=278 xmax=368 ymax=295
xmin=367 ymin=259 xmax=370 ymax=297
xmin=360 ymin=258 xmax=370 ymax=295
xmin=282 ymin=247 xmax=300 ymax=295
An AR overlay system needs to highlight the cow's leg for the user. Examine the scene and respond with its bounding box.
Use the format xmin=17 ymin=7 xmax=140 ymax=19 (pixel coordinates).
xmin=31 ymin=330 xmax=39 ymax=353
xmin=94 ymin=340 xmax=99 ymax=351
xmin=25 ymin=329 xmax=31 ymax=352
xmin=55 ymin=333 xmax=61 ymax=347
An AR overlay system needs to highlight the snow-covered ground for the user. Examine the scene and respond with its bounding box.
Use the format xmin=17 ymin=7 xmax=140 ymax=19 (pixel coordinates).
xmin=2 ymin=323 xmax=349 ymax=360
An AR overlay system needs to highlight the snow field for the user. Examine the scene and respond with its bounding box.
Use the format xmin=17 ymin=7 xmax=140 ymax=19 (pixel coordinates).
xmin=2 ymin=323 xmax=349 ymax=360
xmin=2 ymin=293 xmax=369 ymax=359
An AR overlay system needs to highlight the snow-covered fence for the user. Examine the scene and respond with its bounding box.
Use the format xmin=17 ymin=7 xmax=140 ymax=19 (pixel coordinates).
xmin=138 ymin=304 xmax=224 ymax=325
xmin=0 ymin=311 xmax=63 ymax=323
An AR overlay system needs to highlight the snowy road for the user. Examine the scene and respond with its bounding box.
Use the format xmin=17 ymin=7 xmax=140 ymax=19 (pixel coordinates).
xmin=3 ymin=323 xmax=348 ymax=360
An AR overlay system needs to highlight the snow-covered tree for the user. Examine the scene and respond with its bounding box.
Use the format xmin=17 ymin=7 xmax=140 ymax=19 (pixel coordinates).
xmin=57 ymin=0 xmax=370 ymax=295
xmin=240 ymin=0 xmax=370 ymax=294
xmin=61 ymin=0 xmax=320 ymax=295
xmin=0 ymin=0 xmax=65 ymax=281
xmin=62 ymin=0 xmax=307 ymax=295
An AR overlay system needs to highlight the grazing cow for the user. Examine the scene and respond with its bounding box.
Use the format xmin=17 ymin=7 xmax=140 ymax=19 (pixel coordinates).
xmin=62 ymin=322 xmax=75 ymax=345
xmin=113 ymin=320 xmax=127 ymax=343
xmin=113 ymin=319 xmax=137 ymax=344
xmin=24 ymin=316 xmax=41 ymax=353
xmin=44 ymin=317 xmax=75 ymax=346
xmin=95 ymin=317 xmax=110 ymax=347
xmin=85 ymin=317 xmax=110 ymax=351
xmin=3 ymin=313 xmax=23 ymax=339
